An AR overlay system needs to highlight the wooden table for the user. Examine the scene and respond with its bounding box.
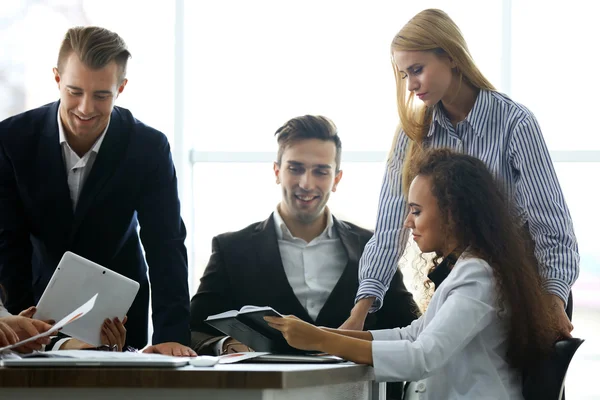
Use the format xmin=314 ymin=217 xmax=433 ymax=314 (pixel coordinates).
xmin=0 ymin=362 xmax=386 ymax=399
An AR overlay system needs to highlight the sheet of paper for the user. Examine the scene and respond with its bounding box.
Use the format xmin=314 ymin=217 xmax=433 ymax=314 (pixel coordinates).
xmin=0 ymin=293 xmax=98 ymax=352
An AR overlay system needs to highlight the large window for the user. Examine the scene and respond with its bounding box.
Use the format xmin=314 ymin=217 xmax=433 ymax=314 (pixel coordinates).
xmin=183 ymin=0 xmax=503 ymax=152
xmin=1 ymin=2 xmax=598 ymax=396
xmin=184 ymin=0 xmax=504 ymax=280
xmin=184 ymin=2 xmax=598 ymax=397
xmin=510 ymin=0 xmax=600 ymax=151
xmin=0 ymin=0 xmax=175 ymax=142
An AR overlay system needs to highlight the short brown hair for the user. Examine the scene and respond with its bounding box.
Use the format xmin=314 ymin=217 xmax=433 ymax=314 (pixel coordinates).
xmin=57 ymin=26 xmax=131 ymax=82
xmin=275 ymin=115 xmax=342 ymax=172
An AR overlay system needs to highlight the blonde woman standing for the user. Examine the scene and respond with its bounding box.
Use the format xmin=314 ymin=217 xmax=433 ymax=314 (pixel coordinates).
xmin=339 ymin=9 xmax=578 ymax=337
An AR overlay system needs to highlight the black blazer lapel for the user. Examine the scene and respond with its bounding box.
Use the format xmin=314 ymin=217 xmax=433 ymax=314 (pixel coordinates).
xmin=252 ymin=215 xmax=313 ymax=322
xmin=36 ymin=102 xmax=74 ymax=226
xmin=71 ymin=108 xmax=129 ymax=236
xmin=334 ymin=217 xmax=361 ymax=264
xmin=315 ymin=217 xmax=362 ymax=326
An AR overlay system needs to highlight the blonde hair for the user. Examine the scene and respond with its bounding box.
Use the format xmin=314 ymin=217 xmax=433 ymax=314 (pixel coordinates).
xmin=389 ymin=9 xmax=495 ymax=192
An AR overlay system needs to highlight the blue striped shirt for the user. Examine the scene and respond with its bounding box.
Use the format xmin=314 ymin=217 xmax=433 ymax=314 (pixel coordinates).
xmin=357 ymin=89 xmax=579 ymax=311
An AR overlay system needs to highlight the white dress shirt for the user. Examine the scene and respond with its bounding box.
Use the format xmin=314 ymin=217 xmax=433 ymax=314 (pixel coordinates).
xmin=273 ymin=206 xmax=348 ymax=321
xmin=58 ymin=109 xmax=109 ymax=211
xmin=370 ymin=255 xmax=523 ymax=400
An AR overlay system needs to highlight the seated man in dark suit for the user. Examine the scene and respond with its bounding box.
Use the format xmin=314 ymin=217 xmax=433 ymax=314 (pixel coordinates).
xmin=190 ymin=115 xmax=420 ymax=358
xmin=0 ymin=26 xmax=193 ymax=355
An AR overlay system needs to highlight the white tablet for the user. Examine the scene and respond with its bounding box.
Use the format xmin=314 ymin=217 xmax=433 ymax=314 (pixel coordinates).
xmin=33 ymin=252 xmax=140 ymax=346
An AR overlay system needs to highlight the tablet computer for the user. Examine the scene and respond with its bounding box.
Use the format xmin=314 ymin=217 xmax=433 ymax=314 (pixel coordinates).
xmin=33 ymin=252 xmax=140 ymax=346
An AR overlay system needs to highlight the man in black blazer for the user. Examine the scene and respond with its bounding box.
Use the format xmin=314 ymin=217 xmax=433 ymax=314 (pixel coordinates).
xmin=0 ymin=26 xmax=191 ymax=352
xmin=190 ymin=115 xmax=419 ymax=356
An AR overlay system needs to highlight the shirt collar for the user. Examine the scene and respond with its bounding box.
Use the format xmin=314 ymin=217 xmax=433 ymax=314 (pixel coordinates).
xmin=273 ymin=205 xmax=335 ymax=241
xmin=57 ymin=107 xmax=110 ymax=155
xmin=428 ymin=89 xmax=491 ymax=138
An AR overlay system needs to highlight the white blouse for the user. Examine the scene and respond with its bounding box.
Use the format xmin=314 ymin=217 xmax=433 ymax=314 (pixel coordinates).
xmin=370 ymin=256 xmax=523 ymax=400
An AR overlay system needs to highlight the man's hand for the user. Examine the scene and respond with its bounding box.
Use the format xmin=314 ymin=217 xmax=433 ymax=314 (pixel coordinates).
xmin=222 ymin=337 xmax=251 ymax=354
xmin=549 ymin=295 xmax=573 ymax=338
xmin=338 ymin=298 xmax=374 ymax=330
xmin=143 ymin=342 xmax=197 ymax=357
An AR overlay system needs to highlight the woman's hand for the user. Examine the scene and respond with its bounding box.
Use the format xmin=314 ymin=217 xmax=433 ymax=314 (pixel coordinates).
xmin=264 ymin=315 xmax=327 ymax=352
xmin=266 ymin=315 xmax=374 ymax=365
xmin=547 ymin=295 xmax=574 ymax=339
xmin=101 ymin=316 xmax=127 ymax=351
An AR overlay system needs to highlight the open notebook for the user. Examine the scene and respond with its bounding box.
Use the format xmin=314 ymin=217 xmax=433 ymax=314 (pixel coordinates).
xmin=205 ymin=305 xmax=318 ymax=354
xmin=0 ymin=350 xmax=191 ymax=368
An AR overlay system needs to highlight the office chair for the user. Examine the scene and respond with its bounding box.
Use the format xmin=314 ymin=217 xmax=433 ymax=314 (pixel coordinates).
xmin=522 ymin=337 xmax=585 ymax=400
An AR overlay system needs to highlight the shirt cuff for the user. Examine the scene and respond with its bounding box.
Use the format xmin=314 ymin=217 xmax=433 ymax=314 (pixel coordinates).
xmin=213 ymin=336 xmax=229 ymax=356
xmin=543 ymin=278 xmax=571 ymax=308
xmin=371 ymin=340 xmax=414 ymax=382
xmin=52 ymin=338 xmax=72 ymax=351
xmin=369 ymin=329 xmax=401 ymax=341
xmin=355 ymin=278 xmax=387 ymax=312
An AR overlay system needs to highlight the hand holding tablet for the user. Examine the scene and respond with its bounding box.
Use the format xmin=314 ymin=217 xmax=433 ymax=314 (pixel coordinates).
xmin=33 ymin=252 xmax=139 ymax=346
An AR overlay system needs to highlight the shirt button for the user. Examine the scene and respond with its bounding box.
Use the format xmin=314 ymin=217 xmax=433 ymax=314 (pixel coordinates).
xmin=416 ymin=382 xmax=426 ymax=392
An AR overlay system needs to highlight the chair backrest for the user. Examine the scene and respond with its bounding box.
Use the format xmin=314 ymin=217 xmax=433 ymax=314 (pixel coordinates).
xmin=522 ymin=337 xmax=585 ymax=400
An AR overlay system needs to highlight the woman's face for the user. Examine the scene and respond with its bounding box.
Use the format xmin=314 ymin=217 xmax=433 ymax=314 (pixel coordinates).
xmin=393 ymin=50 xmax=456 ymax=107
xmin=404 ymin=174 xmax=452 ymax=255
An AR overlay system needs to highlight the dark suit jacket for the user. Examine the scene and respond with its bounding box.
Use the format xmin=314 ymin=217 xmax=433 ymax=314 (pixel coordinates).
xmin=190 ymin=214 xmax=419 ymax=353
xmin=0 ymin=101 xmax=190 ymax=348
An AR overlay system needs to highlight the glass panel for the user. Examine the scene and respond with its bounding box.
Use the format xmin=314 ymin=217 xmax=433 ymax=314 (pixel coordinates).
xmin=511 ymin=0 xmax=600 ymax=151
xmin=190 ymin=160 xmax=387 ymax=287
xmin=183 ymin=0 xmax=503 ymax=152
xmin=0 ymin=0 xmax=175 ymax=143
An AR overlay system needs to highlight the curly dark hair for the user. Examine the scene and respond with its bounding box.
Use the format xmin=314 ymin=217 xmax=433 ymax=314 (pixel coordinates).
xmin=414 ymin=148 xmax=555 ymax=369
